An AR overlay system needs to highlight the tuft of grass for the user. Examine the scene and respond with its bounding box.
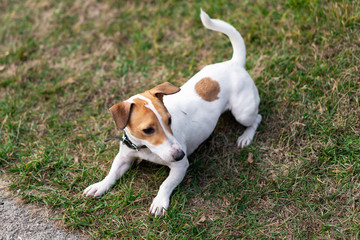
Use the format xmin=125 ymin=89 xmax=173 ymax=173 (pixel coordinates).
xmin=1 ymin=0 xmax=359 ymax=238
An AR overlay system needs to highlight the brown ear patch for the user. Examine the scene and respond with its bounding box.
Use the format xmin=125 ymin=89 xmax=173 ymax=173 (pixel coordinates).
xmin=109 ymin=102 xmax=133 ymax=129
xmin=195 ymin=77 xmax=220 ymax=102
xmin=149 ymin=82 xmax=181 ymax=101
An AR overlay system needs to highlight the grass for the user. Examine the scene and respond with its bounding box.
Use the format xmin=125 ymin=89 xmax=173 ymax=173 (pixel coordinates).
xmin=0 ymin=0 xmax=359 ymax=238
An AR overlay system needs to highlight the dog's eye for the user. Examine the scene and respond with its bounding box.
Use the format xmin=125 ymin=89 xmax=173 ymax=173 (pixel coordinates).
xmin=168 ymin=117 xmax=172 ymax=125
xmin=143 ymin=127 xmax=155 ymax=135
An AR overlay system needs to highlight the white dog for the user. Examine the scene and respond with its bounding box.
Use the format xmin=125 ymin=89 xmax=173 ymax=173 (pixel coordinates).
xmin=84 ymin=9 xmax=261 ymax=217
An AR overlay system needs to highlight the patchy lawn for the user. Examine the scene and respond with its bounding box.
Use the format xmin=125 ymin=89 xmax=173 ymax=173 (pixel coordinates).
xmin=0 ymin=0 xmax=359 ymax=238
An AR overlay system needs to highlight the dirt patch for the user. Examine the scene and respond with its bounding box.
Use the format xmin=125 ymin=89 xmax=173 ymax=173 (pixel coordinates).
xmin=0 ymin=179 xmax=86 ymax=240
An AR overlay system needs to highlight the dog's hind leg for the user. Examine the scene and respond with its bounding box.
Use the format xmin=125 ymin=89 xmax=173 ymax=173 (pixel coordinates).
xmin=236 ymin=114 xmax=261 ymax=148
xmin=230 ymin=102 xmax=262 ymax=148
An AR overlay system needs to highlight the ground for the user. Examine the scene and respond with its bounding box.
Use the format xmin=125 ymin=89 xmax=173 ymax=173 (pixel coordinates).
xmin=0 ymin=179 xmax=84 ymax=240
xmin=0 ymin=0 xmax=359 ymax=239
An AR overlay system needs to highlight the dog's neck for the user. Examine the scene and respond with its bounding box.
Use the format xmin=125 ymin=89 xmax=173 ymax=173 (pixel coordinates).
xmin=122 ymin=132 xmax=147 ymax=151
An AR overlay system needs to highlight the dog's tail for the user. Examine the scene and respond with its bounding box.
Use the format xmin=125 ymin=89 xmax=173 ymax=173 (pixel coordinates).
xmin=200 ymin=9 xmax=246 ymax=67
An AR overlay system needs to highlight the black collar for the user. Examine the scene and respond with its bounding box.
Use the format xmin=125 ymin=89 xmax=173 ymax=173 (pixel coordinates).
xmin=104 ymin=133 xmax=147 ymax=151
xmin=121 ymin=132 xmax=147 ymax=151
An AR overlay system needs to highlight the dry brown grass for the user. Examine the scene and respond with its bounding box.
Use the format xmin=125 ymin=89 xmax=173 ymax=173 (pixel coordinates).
xmin=1 ymin=0 xmax=359 ymax=239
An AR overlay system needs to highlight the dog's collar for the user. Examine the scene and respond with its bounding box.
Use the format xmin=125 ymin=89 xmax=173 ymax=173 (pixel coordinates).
xmin=122 ymin=133 xmax=147 ymax=151
xmin=104 ymin=133 xmax=147 ymax=151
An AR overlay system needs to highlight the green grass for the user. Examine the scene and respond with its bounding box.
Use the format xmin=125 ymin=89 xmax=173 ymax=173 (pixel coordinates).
xmin=1 ymin=0 xmax=359 ymax=238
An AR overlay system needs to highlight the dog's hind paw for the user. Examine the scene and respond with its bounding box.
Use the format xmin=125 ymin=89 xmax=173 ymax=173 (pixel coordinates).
xmin=236 ymin=133 xmax=253 ymax=148
xmin=149 ymin=196 xmax=169 ymax=217
xmin=236 ymin=115 xmax=261 ymax=148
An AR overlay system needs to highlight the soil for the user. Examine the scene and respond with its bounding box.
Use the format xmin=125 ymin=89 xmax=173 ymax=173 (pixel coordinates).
xmin=0 ymin=179 xmax=86 ymax=240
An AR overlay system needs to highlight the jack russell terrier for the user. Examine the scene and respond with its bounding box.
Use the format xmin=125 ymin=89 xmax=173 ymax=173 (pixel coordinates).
xmin=84 ymin=9 xmax=261 ymax=217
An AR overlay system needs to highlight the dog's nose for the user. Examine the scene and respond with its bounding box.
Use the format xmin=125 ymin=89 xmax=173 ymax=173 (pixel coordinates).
xmin=172 ymin=149 xmax=185 ymax=161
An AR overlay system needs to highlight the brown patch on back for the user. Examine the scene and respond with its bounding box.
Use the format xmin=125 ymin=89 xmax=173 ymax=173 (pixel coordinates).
xmin=195 ymin=77 xmax=220 ymax=102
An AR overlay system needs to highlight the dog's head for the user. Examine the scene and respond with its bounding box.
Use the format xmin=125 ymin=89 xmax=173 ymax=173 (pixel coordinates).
xmin=109 ymin=82 xmax=185 ymax=162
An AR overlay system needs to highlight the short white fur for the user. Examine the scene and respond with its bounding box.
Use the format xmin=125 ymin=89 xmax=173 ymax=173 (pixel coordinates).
xmin=84 ymin=9 xmax=261 ymax=217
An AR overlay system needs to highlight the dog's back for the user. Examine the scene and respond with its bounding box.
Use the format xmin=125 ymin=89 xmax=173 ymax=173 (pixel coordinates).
xmin=164 ymin=10 xmax=259 ymax=154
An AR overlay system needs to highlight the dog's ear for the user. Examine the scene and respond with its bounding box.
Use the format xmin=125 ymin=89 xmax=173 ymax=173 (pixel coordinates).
xmin=109 ymin=102 xmax=133 ymax=129
xmin=149 ymin=82 xmax=181 ymax=101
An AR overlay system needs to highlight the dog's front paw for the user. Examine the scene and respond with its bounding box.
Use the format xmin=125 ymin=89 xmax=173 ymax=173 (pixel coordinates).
xmin=149 ymin=196 xmax=169 ymax=217
xmin=83 ymin=181 xmax=111 ymax=197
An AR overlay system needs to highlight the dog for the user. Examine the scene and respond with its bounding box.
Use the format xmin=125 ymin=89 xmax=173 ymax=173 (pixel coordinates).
xmin=84 ymin=9 xmax=261 ymax=217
